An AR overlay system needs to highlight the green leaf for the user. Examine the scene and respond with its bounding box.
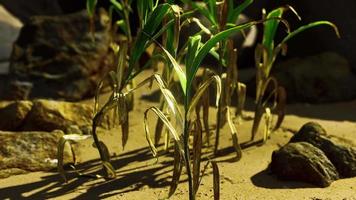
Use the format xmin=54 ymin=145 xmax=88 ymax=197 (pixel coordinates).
xmin=128 ymin=3 xmax=173 ymax=78
xmin=227 ymin=0 xmax=253 ymax=24
xmin=262 ymin=5 xmax=300 ymax=57
xmin=281 ymin=21 xmax=340 ymax=44
xmin=86 ymin=0 xmax=97 ymax=17
xmin=187 ymin=75 xmax=221 ymax=119
xmin=187 ymin=21 xmax=260 ymax=93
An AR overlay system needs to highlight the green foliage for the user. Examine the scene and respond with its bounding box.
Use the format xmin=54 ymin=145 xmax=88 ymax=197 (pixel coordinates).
xmin=251 ymin=6 xmax=340 ymax=141
xmin=57 ymin=1 xmax=341 ymax=200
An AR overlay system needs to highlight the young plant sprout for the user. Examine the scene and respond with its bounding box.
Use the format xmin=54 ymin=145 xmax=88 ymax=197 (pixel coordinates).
xmin=178 ymin=0 xmax=254 ymax=157
xmin=55 ymin=1 xmax=341 ymax=200
xmin=251 ymin=5 xmax=340 ymax=143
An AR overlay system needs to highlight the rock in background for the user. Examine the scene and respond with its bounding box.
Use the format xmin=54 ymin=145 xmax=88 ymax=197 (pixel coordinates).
xmin=273 ymin=52 xmax=356 ymax=103
xmin=0 ymin=9 xmax=113 ymax=101
xmin=0 ymin=5 xmax=22 ymax=74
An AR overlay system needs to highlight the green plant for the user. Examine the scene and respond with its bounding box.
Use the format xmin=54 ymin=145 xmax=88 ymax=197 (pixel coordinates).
xmin=251 ymin=6 xmax=340 ymax=142
xmin=177 ymin=0 xmax=255 ymax=157
xmin=143 ymin=18 xmax=271 ymax=199
xmin=57 ymin=1 xmax=186 ymax=179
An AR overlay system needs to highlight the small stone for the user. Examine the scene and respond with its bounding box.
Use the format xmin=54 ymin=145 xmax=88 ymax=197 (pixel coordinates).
xmin=271 ymin=142 xmax=339 ymax=187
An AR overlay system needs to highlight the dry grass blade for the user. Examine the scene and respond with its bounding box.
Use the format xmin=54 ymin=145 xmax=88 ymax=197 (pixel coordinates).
xmin=192 ymin=119 xmax=203 ymax=194
xmin=226 ymin=107 xmax=242 ymax=160
xmin=236 ymin=83 xmax=246 ymax=117
xmin=102 ymin=161 xmax=116 ymax=179
xmin=273 ymin=86 xmax=286 ymax=131
xmin=202 ymin=90 xmax=210 ymax=145
xmin=154 ymin=101 xmax=166 ymax=146
xmin=199 ymin=69 xmax=211 ymax=146
xmin=97 ymin=141 xmax=116 ymax=178
xmin=57 ymin=137 xmax=69 ymax=182
xmin=57 ymin=135 xmax=86 ymax=182
xmin=144 ymin=107 xmax=184 ymax=158
xmin=251 ymin=104 xmax=263 ymax=141
xmin=125 ymin=74 xmax=183 ymax=126
xmin=263 ymin=108 xmax=272 ymax=143
xmin=121 ymin=111 xmax=129 ymax=149
xmin=168 ymin=142 xmax=183 ymax=198
xmin=211 ymin=161 xmax=220 ymax=200
xmin=187 ymin=75 xmax=221 ymax=119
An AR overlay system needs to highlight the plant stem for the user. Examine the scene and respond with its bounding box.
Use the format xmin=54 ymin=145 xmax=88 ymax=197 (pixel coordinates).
xmin=184 ymin=91 xmax=195 ymax=200
xmin=184 ymin=120 xmax=194 ymax=200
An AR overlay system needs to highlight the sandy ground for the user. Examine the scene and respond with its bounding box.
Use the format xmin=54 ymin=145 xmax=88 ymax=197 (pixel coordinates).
xmin=0 ymin=70 xmax=355 ymax=200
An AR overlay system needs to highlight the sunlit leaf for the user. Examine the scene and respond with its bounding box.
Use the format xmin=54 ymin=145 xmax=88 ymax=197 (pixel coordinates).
xmin=187 ymin=75 xmax=221 ymax=119
xmin=226 ymin=107 xmax=242 ymax=160
xmin=144 ymin=107 xmax=184 ymax=158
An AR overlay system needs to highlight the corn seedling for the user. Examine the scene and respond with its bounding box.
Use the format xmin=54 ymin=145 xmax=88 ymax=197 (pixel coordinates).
xmin=143 ymin=17 xmax=272 ymax=199
xmin=75 ymin=1 xmax=185 ymax=179
xmin=251 ymin=5 xmax=340 ymax=142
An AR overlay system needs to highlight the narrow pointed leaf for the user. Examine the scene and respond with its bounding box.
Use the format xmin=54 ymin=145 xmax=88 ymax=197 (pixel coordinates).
xmin=144 ymin=107 xmax=184 ymax=158
xmin=187 ymin=75 xmax=221 ymax=119
xmin=211 ymin=161 xmax=220 ymax=200
xmin=188 ymin=21 xmax=262 ymax=92
xmin=168 ymin=143 xmax=183 ymax=197
xmin=226 ymin=107 xmax=242 ymax=160
xmin=281 ymin=21 xmax=340 ymax=44
xmin=227 ymin=0 xmax=253 ymax=24
xmin=273 ymin=86 xmax=286 ymax=131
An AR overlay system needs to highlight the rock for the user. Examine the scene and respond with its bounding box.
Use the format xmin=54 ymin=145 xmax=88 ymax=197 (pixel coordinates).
xmin=0 ymin=99 xmax=112 ymax=132
xmin=22 ymin=100 xmax=93 ymax=132
xmin=0 ymin=5 xmax=22 ymax=75
xmin=271 ymin=142 xmax=339 ymax=187
xmin=1 ymin=10 xmax=113 ymax=101
xmin=0 ymin=0 xmax=62 ymax=24
xmin=0 ymin=130 xmax=72 ymax=178
xmin=290 ymin=122 xmax=356 ymax=178
xmin=0 ymin=100 xmax=32 ymax=131
xmin=0 ymin=5 xmax=22 ymax=59
xmin=273 ymin=52 xmax=356 ymax=103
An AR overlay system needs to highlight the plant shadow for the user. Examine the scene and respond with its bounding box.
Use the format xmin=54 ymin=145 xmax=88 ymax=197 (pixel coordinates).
xmin=0 ymin=146 xmax=176 ymax=200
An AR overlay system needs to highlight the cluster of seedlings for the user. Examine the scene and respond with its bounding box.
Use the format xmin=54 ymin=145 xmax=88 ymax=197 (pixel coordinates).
xmin=58 ymin=0 xmax=339 ymax=199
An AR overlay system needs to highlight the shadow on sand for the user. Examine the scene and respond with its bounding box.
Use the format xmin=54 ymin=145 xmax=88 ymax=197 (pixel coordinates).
xmin=0 ymin=147 xmax=176 ymax=200
xmin=250 ymin=168 xmax=318 ymax=189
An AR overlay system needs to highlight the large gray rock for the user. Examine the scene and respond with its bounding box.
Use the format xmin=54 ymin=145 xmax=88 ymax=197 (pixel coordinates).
xmin=0 ymin=130 xmax=72 ymax=178
xmin=290 ymin=122 xmax=356 ymax=178
xmin=273 ymin=52 xmax=356 ymax=103
xmin=0 ymin=10 xmax=113 ymax=101
xmin=271 ymin=142 xmax=339 ymax=187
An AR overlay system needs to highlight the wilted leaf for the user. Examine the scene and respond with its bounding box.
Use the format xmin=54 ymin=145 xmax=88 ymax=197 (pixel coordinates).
xmin=226 ymin=107 xmax=242 ymax=160
xmin=192 ymin=119 xmax=203 ymax=194
xmin=187 ymin=75 xmax=221 ymax=119
xmin=211 ymin=161 xmax=220 ymax=200
xmin=168 ymin=142 xmax=183 ymax=197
